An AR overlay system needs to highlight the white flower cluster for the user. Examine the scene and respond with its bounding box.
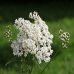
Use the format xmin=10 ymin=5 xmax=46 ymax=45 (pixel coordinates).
xmin=59 ymin=29 xmax=70 ymax=48
xmin=11 ymin=11 xmax=53 ymax=64
xmin=4 ymin=25 xmax=12 ymax=42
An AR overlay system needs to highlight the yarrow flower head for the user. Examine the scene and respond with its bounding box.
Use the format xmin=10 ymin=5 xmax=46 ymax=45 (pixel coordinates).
xmin=11 ymin=11 xmax=53 ymax=64
xmin=4 ymin=25 xmax=12 ymax=42
xmin=59 ymin=29 xmax=70 ymax=48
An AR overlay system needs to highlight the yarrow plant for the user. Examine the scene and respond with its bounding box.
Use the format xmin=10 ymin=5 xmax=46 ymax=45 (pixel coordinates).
xmin=59 ymin=29 xmax=70 ymax=48
xmin=1 ymin=11 xmax=71 ymax=74
xmin=11 ymin=11 xmax=53 ymax=64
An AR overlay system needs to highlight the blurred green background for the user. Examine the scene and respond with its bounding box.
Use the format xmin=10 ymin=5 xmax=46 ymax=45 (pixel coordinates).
xmin=0 ymin=2 xmax=74 ymax=74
